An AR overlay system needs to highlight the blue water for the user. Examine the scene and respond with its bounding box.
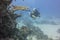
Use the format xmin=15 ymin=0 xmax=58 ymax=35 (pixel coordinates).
xmin=11 ymin=0 xmax=60 ymax=39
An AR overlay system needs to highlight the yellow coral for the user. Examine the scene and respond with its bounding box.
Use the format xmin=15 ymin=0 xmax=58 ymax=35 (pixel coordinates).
xmin=13 ymin=6 xmax=29 ymax=11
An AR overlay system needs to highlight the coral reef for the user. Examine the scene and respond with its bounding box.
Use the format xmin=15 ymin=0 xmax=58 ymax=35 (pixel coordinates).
xmin=0 ymin=0 xmax=21 ymax=39
xmin=0 ymin=0 xmax=31 ymax=40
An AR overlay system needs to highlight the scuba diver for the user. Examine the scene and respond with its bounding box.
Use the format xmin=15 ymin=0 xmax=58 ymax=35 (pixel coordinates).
xmin=29 ymin=8 xmax=40 ymax=19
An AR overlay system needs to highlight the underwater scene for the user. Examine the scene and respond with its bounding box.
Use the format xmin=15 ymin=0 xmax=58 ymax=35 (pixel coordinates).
xmin=0 ymin=0 xmax=60 ymax=40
